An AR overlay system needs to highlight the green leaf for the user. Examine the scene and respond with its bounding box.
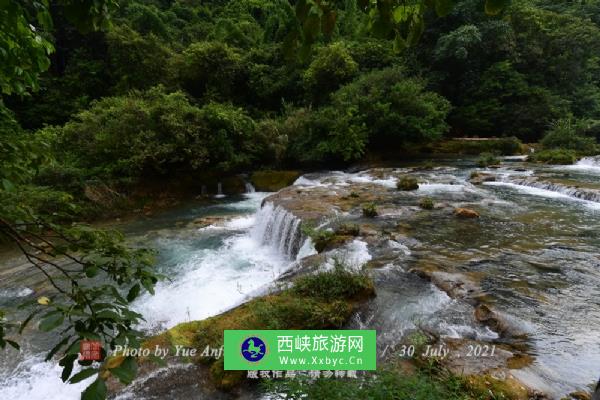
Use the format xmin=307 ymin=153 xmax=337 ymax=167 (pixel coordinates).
xmin=46 ymin=336 xmax=70 ymax=361
xmin=81 ymin=378 xmax=107 ymax=400
xmin=109 ymin=357 xmax=137 ymax=385
xmin=84 ymin=265 xmax=99 ymax=278
xmin=19 ymin=310 xmax=39 ymax=334
xmin=2 ymin=178 xmax=15 ymax=192
xmin=96 ymin=310 xmax=122 ymax=320
xmin=6 ymin=340 xmax=19 ymax=350
xmin=126 ymin=284 xmax=140 ymax=302
xmin=60 ymin=354 xmax=77 ymax=382
xmin=39 ymin=312 xmax=64 ymax=332
xmin=69 ymin=368 xmax=98 ymax=384
xmin=485 ymin=0 xmax=510 ymax=15
xmin=435 ymin=0 xmax=454 ymax=17
xmin=393 ymin=7 xmax=407 ymax=23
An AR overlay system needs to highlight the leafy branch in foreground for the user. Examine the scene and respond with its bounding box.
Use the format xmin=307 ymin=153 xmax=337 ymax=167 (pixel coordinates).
xmin=0 ymin=216 xmax=162 ymax=398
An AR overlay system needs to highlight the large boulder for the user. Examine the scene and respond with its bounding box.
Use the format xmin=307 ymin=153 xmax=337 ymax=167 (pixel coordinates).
xmin=250 ymin=170 xmax=301 ymax=192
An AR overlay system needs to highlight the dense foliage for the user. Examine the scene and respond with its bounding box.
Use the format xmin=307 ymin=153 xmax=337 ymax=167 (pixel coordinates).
xmin=5 ymin=0 xmax=600 ymax=178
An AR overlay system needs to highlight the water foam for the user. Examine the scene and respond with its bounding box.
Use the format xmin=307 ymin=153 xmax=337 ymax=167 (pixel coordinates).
xmin=0 ymin=193 xmax=298 ymax=399
xmin=0 ymin=356 xmax=95 ymax=400
xmin=135 ymin=201 xmax=302 ymax=331
xmin=485 ymin=179 xmax=600 ymax=209
xmin=565 ymin=156 xmax=600 ymax=173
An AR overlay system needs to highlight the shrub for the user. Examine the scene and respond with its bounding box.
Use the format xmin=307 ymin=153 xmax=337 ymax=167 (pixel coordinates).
xmin=302 ymin=226 xmax=336 ymax=253
xmin=252 ymin=296 xmax=351 ymax=330
xmin=106 ymin=25 xmax=175 ymax=92
xmin=282 ymin=106 xmax=368 ymax=165
xmin=541 ymin=118 xmax=598 ymax=153
xmin=529 ymin=149 xmax=577 ymax=164
xmin=397 ymin=176 xmax=419 ymax=191
xmin=292 ymin=261 xmax=374 ymax=302
xmin=477 ymin=152 xmax=500 ymax=167
xmin=303 ymin=43 xmax=358 ymax=103
xmin=331 ymin=68 xmax=451 ymax=149
xmin=180 ymin=41 xmax=246 ymax=100
xmin=419 ymin=197 xmax=434 ymax=210
xmin=452 ymin=62 xmax=566 ymax=142
xmin=49 ymin=87 xmax=272 ymax=180
xmin=433 ymin=137 xmax=522 ymax=155
xmin=362 ymin=203 xmax=378 ymax=218
xmin=347 ymin=39 xmax=399 ymax=71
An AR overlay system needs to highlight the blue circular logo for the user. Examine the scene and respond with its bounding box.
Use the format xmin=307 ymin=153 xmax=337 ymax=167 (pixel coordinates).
xmin=241 ymin=336 xmax=266 ymax=362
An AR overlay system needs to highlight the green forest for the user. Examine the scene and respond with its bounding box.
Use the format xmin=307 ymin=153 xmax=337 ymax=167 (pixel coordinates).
xmin=2 ymin=0 xmax=600 ymax=399
xmin=4 ymin=0 xmax=600 ymax=208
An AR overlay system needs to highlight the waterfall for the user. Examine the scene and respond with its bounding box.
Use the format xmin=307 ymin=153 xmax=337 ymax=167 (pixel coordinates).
xmin=251 ymin=202 xmax=303 ymax=259
xmin=501 ymin=176 xmax=600 ymax=203
xmin=571 ymin=156 xmax=600 ymax=172
xmin=245 ymin=182 xmax=256 ymax=193
xmin=215 ymin=182 xmax=225 ymax=198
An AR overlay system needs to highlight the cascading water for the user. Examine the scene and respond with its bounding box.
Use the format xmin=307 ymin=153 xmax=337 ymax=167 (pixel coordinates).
xmin=568 ymin=156 xmax=600 ymax=172
xmin=251 ymin=202 xmax=303 ymax=260
xmin=215 ymin=182 xmax=225 ymax=198
xmin=245 ymin=182 xmax=256 ymax=193
xmin=495 ymin=176 xmax=600 ymax=203
xmin=0 ymin=192 xmax=301 ymax=399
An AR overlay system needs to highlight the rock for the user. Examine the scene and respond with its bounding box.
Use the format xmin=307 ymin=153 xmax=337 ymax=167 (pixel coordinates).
xmin=191 ymin=216 xmax=229 ymax=227
xmin=250 ymin=170 xmax=301 ymax=192
xmin=469 ymin=172 xmax=496 ymax=185
xmin=455 ymin=207 xmax=480 ymax=218
xmin=221 ymin=176 xmax=246 ymax=194
xmin=419 ymin=197 xmax=434 ymax=209
xmin=397 ymin=176 xmax=419 ymax=191
xmin=570 ymin=391 xmax=592 ymax=400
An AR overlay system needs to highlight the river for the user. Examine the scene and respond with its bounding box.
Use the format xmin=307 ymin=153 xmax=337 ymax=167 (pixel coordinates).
xmin=0 ymin=157 xmax=599 ymax=399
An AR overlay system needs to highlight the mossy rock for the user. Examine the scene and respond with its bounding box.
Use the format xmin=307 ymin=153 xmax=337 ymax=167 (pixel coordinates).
xmin=397 ymin=176 xmax=419 ymax=191
xmin=419 ymin=197 xmax=434 ymax=210
xmin=250 ymin=170 xmax=301 ymax=192
xmin=362 ymin=203 xmax=378 ymax=217
xmin=142 ymin=267 xmax=375 ymax=391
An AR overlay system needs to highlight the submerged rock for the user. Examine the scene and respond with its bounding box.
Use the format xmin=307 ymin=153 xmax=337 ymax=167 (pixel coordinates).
xmin=397 ymin=176 xmax=419 ymax=191
xmin=454 ymin=207 xmax=480 ymax=218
